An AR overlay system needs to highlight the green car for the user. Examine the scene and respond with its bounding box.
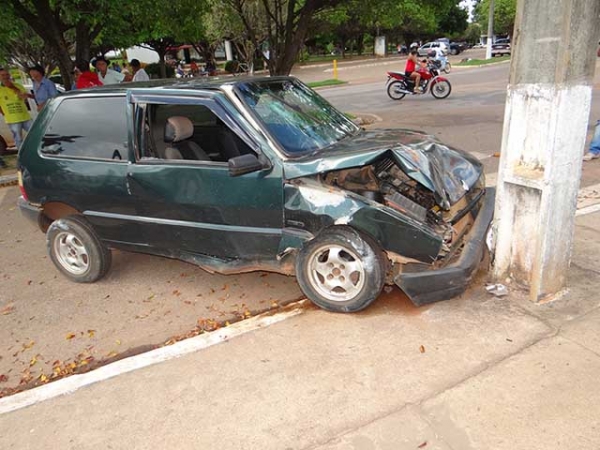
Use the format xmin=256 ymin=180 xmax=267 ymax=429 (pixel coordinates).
xmin=18 ymin=77 xmax=494 ymax=313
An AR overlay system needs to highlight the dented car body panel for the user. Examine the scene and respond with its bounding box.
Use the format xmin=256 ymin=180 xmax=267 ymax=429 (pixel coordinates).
xmin=18 ymin=76 xmax=493 ymax=307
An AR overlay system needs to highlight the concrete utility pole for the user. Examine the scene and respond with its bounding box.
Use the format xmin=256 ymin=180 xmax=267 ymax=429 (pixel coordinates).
xmin=493 ymin=0 xmax=600 ymax=302
xmin=485 ymin=0 xmax=495 ymax=59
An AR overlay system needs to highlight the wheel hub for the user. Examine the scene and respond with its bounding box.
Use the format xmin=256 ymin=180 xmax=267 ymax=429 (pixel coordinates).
xmin=308 ymin=245 xmax=366 ymax=302
xmin=54 ymin=231 xmax=90 ymax=275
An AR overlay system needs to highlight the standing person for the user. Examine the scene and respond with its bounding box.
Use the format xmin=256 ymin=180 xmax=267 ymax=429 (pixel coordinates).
xmin=93 ymin=56 xmax=124 ymax=85
xmin=583 ymin=120 xmax=600 ymax=161
xmin=27 ymin=65 xmax=58 ymax=111
xmin=405 ymin=50 xmax=422 ymax=93
xmin=0 ymin=68 xmax=32 ymax=150
xmin=75 ymin=61 xmax=103 ymax=89
xmin=130 ymin=59 xmax=150 ymax=82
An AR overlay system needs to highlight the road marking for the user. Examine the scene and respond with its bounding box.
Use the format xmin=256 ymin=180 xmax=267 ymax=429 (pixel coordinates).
xmin=0 ymin=301 xmax=307 ymax=415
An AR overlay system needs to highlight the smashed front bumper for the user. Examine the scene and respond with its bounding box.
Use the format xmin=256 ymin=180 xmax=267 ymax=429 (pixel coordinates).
xmin=394 ymin=187 xmax=496 ymax=306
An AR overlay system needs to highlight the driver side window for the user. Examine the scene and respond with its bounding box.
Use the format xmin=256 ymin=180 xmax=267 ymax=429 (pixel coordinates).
xmin=140 ymin=103 xmax=255 ymax=163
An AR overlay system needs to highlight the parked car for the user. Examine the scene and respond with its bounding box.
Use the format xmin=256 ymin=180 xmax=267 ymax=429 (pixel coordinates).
xmin=418 ymin=41 xmax=462 ymax=57
xmin=418 ymin=42 xmax=448 ymax=57
xmin=17 ymin=77 xmax=494 ymax=313
xmin=491 ymin=38 xmax=511 ymax=57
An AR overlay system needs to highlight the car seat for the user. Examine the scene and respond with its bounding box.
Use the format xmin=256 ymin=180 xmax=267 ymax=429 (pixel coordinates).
xmin=163 ymin=116 xmax=211 ymax=161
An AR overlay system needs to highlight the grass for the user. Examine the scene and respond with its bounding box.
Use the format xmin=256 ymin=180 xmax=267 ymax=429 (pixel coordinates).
xmin=0 ymin=154 xmax=18 ymax=176
xmin=456 ymin=55 xmax=511 ymax=66
xmin=307 ymin=79 xmax=348 ymax=89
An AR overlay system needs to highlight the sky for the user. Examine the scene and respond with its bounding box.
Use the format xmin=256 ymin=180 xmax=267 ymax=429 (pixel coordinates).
xmin=460 ymin=0 xmax=476 ymax=21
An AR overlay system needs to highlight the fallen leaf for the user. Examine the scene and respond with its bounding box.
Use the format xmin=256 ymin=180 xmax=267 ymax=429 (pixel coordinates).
xmin=105 ymin=351 xmax=119 ymax=358
xmin=22 ymin=341 xmax=35 ymax=351
xmin=419 ymin=345 xmax=426 ymax=354
xmin=87 ymin=329 xmax=96 ymax=338
xmin=1 ymin=303 xmax=15 ymax=315
xmin=172 ymin=289 xmax=181 ymax=296
xmin=29 ymin=356 xmax=37 ymax=367
xmin=183 ymin=300 xmax=192 ymax=305
xmin=66 ymin=332 xmax=76 ymax=340
xmin=418 ymin=441 xmax=428 ymax=448
xmin=221 ymin=284 xmax=229 ymax=291
xmin=0 ymin=374 xmax=8 ymax=383
xmin=115 ymin=339 xmax=121 ymax=345
xmin=270 ymin=301 xmax=279 ymax=308
xmin=39 ymin=373 xmax=49 ymax=383
xmin=493 ymin=152 xmax=501 ymax=158
xmin=225 ymin=321 xmax=231 ymax=327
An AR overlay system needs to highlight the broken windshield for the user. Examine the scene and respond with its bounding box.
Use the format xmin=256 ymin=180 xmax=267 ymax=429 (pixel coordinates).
xmin=236 ymin=78 xmax=359 ymax=157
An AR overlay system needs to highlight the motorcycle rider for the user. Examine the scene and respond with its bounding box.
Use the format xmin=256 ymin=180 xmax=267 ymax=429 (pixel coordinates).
xmin=433 ymin=45 xmax=448 ymax=71
xmin=405 ymin=50 xmax=422 ymax=93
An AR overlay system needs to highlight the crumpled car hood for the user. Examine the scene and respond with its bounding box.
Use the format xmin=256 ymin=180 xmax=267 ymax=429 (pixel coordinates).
xmin=282 ymin=129 xmax=484 ymax=209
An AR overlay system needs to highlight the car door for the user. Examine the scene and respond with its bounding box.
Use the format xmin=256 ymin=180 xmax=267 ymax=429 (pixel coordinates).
xmin=124 ymin=91 xmax=284 ymax=260
xmin=33 ymin=94 xmax=144 ymax=245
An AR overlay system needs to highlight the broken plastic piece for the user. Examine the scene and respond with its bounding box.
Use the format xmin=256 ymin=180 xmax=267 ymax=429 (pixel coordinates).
xmin=486 ymin=283 xmax=508 ymax=297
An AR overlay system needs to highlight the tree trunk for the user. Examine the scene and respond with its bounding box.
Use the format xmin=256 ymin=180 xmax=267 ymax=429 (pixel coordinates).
xmin=75 ymin=22 xmax=92 ymax=63
xmin=357 ymin=34 xmax=365 ymax=56
xmin=158 ymin=49 xmax=167 ymax=78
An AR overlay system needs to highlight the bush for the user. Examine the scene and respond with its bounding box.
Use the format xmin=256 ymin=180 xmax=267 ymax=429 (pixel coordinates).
xmin=224 ymin=60 xmax=239 ymax=74
xmin=144 ymin=63 xmax=175 ymax=79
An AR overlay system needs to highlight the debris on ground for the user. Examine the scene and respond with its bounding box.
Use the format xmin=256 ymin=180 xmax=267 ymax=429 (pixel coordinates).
xmin=486 ymin=283 xmax=508 ymax=297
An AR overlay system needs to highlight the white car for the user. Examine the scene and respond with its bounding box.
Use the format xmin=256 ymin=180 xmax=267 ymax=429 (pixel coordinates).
xmin=417 ymin=42 xmax=448 ymax=57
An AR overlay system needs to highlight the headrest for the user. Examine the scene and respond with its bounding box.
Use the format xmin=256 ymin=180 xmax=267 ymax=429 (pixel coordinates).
xmin=164 ymin=116 xmax=193 ymax=143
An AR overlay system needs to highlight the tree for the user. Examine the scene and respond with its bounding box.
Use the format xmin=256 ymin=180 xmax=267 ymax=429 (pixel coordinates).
xmin=2 ymin=0 xmax=135 ymax=89
xmin=220 ymin=0 xmax=346 ymax=76
xmin=129 ymin=0 xmax=210 ymax=78
xmin=463 ymin=23 xmax=483 ymax=44
xmin=0 ymin=10 xmax=58 ymax=74
xmin=438 ymin=3 xmax=469 ymax=38
xmin=473 ymin=0 xmax=517 ymax=36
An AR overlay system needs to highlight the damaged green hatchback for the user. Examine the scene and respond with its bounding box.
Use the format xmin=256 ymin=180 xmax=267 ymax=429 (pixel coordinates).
xmin=18 ymin=76 xmax=494 ymax=313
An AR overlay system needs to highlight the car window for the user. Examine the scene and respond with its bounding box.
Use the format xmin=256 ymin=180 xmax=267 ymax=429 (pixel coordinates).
xmin=236 ymin=78 xmax=358 ymax=156
xmin=140 ymin=103 xmax=256 ymax=163
xmin=41 ymin=96 xmax=128 ymax=161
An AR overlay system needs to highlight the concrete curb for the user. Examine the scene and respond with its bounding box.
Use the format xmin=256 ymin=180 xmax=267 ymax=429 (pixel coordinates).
xmin=0 ymin=174 xmax=17 ymax=188
xmin=454 ymin=59 xmax=512 ymax=69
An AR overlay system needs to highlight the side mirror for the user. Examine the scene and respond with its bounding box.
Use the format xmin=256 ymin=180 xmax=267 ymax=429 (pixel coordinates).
xmin=228 ymin=154 xmax=264 ymax=177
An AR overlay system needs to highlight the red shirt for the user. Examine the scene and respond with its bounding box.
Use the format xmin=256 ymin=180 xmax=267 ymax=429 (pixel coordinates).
xmin=76 ymin=72 xmax=103 ymax=89
xmin=405 ymin=58 xmax=416 ymax=72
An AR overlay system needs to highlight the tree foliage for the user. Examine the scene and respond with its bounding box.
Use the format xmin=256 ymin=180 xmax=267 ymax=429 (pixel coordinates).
xmin=474 ymin=0 xmax=517 ymax=36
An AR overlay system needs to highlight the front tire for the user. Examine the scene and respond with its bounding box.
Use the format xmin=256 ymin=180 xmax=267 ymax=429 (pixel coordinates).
xmin=47 ymin=215 xmax=112 ymax=283
xmin=387 ymin=80 xmax=407 ymax=100
xmin=295 ymin=227 xmax=386 ymax=313
xmin=431 ymin=80 xmax=452 ymax=99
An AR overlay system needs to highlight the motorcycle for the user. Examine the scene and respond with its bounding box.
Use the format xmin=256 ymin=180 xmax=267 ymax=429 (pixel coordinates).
xmin=386 ymin=62 xmax=452 ymax=101
xmin=431 ymin=57 xmax=451 ymax=74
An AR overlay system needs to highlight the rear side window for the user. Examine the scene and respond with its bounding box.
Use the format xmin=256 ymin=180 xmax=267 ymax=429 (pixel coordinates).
xmin=41 ymin=96 xmax=128 ymax=161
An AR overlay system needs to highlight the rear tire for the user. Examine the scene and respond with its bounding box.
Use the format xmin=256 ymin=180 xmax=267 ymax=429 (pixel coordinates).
xmin=387 ymin=80 xmax=407 ymax=100
xmin=47 ymin=215 xmax=112 ymax=283
xmin=431 ymin=80 xmax=452 ymax=99
xmin=295 ymin=227 xmax=386 ymax=313
xmin=444 ymin=62 xmax=452 ymax=74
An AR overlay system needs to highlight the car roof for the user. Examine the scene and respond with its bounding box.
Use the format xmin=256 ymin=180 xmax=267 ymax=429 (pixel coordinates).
xmin=60 ymin=76 xmax=290 ymax=97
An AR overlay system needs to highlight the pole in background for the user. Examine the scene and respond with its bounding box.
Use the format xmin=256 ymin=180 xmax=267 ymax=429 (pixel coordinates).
xmin=492 ymin=0 xmax=600 ymax=302
xmin=333 ymin=60 xmax=338 ymax=80
xmin=486 ymin=0 xmax=495 ymax=59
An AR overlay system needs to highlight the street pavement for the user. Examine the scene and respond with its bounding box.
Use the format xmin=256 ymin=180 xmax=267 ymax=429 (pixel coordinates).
xmin=1 ymin=53 xmax=600 ymax=448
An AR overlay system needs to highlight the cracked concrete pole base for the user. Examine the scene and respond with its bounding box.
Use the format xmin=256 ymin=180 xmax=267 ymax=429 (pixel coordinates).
xmin=492 ymin=0 xmax=600 ymax=302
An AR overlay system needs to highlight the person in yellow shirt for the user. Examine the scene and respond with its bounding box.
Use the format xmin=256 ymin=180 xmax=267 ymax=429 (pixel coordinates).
xmin=0 ymin=68 xmax=32 ymax=150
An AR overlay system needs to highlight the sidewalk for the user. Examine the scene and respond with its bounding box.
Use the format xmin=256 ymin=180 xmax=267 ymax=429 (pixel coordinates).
xmin=1 ymin=209 xmax=599 ymax=449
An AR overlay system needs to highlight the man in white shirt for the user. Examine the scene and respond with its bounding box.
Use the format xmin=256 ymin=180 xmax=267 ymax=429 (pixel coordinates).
xmin=130 ymin=59 xmax=150 ymax=82
xmin=93 ymin=56 xmax=125 ymax=85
